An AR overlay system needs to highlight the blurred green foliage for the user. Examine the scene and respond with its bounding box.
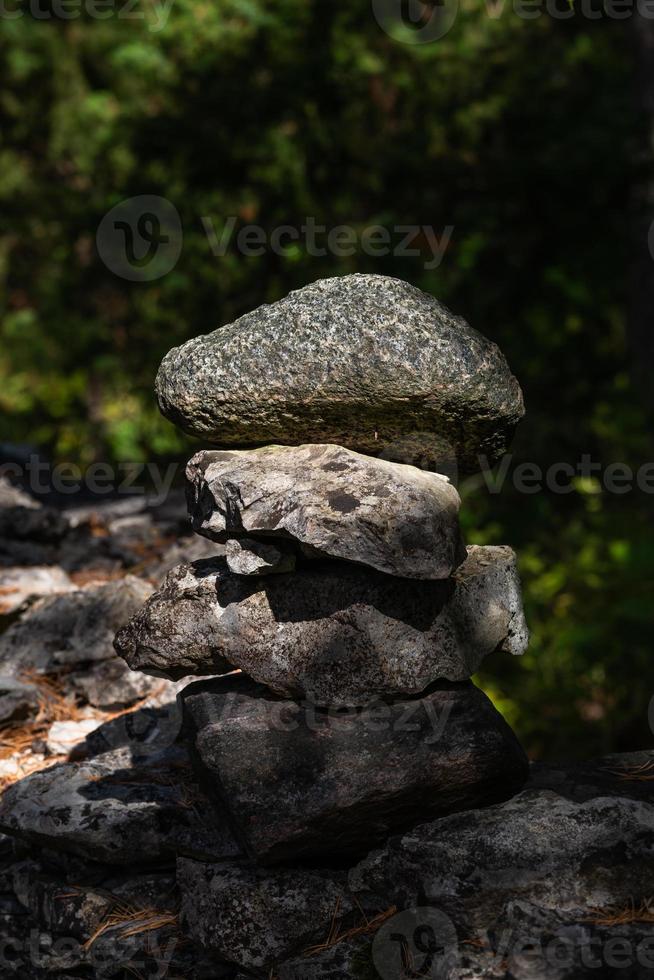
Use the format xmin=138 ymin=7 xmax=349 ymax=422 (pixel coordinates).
xmin=1 ymin=0 xmax=652 ymax=759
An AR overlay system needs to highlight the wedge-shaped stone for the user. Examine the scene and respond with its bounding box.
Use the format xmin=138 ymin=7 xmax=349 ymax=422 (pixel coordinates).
xmin=115 ymin=546 xmax=528 ymax=703
xmin=182 ymin=675 xmax=529 ymax=864
xmin=187 ymin=444 xmax=466 ymax=579
xmin=156 ymin=274 xmax=524 ymax=472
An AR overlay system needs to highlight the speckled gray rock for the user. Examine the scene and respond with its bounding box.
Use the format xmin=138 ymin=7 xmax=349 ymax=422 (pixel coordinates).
xmin=187 ymin=443 xmax=466 ymax=579
xmin=225 ymin=536 xmax=296 ymax=576
xmin=155 ymin=274 xmax=524 ymax=472
xmin=349 ymin=790 xmax=654 ymax=934
xmin=177 ymin=859 xmax=352 ymax=971
xmin=181 ymin=674 xmax=529 ymax=864
xmin=115 ymin=546 xmax=528 ymax=703
xmin=0 ymin=747 xmax=241 ymax=865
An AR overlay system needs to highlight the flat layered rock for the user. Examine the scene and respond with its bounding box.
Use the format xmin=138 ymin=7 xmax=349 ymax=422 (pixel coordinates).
xmin=181 ymin=675 xmax=529 ymax=864
xmin=0 ymin=747 xmax=241 ymax=865
xmin=187 ymin=443 xmax=465 ymax=579
xmin=156 ymin=274 xmax=524 ymax=472
xmin=177 ymin=859 xmax=352 ymax=971
xmin=115 ymin=546 xmax=528 ymax=703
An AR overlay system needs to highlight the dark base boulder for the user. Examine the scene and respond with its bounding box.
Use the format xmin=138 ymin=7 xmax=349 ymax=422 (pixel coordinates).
xmin=181 ymin=675 xmax=529 ymax=865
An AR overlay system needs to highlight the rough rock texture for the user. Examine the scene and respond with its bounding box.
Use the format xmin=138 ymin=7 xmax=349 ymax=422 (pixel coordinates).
xmin=177 ymin=859 xmax=352 ymax=971
xmin=187 ymin=443 xmax=466 ymax=579
xmin=116 ymin=546 xmax=528 ymax=703
xmin=225 ymin=536 xmax=296 ymax=576
xmin=155 ymin=274 xmax=525 ymax=472
xmin=0 ymin=747 xmax=241 ymax=865
xmin=348 ymin=789 xmax=654 ymax=933
xmin=181 ymin=675 xmax=529 ymax=864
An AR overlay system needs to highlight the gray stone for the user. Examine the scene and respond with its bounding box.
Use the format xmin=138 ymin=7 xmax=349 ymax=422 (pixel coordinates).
xmin=0 ymin=566 xmax=74 ymax=617
xmin=155 ymin=274 xmax=524 ymax=473
xmin=181 ymin=675 xmax=529 ymax=865
xmin=115 ymin=546 xmax=528 ymax=703
xmin=187 ymin=443 xmax=465 ymax=579
xmin=225 ymin=536 xmax=296 ymax=576
xmin=455 ymin=899 xmax=654 ymax=980
xmin=0 ymin=577 xmax=153 ymax=676
xmin=348 ymin=789 xmax=654 ymax=934
xmin=0 ymin=676 xmax=39 ymax=723
xmin=278 ymin=939 xmax=373 ymax=980
xmin=46 ymin=718 xmax=104 ymax=755
xmin=0 ymin=747 xmax=241 ymax=865
xmin=73 ymin=657 xmax=172 ymax=711
xmin=177 ymin=858 xmax=352 ymax=971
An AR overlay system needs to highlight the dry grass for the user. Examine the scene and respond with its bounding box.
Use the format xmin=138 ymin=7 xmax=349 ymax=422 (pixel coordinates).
xmin=83 ymin=902 xmax=178 ymax=951
xmin=585 ymin=898 xmax=654 ymax=926
xmin=0 ymin=669 xmax=78 ymax=753
xmin=0 ymin=671 xmax=167 ymax=794
xmin=601 ymin=759 xmax=654 ymax=782
xmin=303 ymin=900 xmax=398 ymax=957
xmin=68 ymin=568 xmax=128 ymax=587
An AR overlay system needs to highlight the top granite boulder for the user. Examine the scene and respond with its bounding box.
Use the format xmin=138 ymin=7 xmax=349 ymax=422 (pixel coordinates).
xmin=155 ymin=274 xmax=524 ymax=472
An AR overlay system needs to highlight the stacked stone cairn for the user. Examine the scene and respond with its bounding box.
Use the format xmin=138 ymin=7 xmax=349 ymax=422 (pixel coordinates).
xmin=116 ymin=273 xmax=530 ymax=868
xmin=116 ymin=275 xmax=528 ymax=936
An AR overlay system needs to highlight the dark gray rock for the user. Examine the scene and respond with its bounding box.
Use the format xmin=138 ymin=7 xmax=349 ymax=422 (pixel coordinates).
xmin=0 ymin=505 xmax=70 ymax=567
xmin=155 ymin=274 xmax=524 ymax=473
xmin=181 ymin=675 xmax=529 ymax=864
xmin=0 ymin=746 xmax=241 ymax=865
xmin=177 ymin=858 xmax=352 ymax=971
xmin=116 ymin=546 xmax=527 ymax=703
xmin=187 ymin=443 xmax=466 ymax=579
xmin=278 ymin=939 xmax=373 ymax=980
xmin=525 ymin=750 xmax=654 ymax=804
xmin=455 ymin=899 xmax=654 ymax=980
xmin=225 ymin=536 xmax=296 ymax=576
xmin=0 ymin=676 xmax=39 ymax=723
xmin=0 ymin=577 xmax=153 ymax=676
xmin=348 ymin=789 xmax=654 ymax=934
xmin=73 ymin=657 xmax=168 ymax=711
